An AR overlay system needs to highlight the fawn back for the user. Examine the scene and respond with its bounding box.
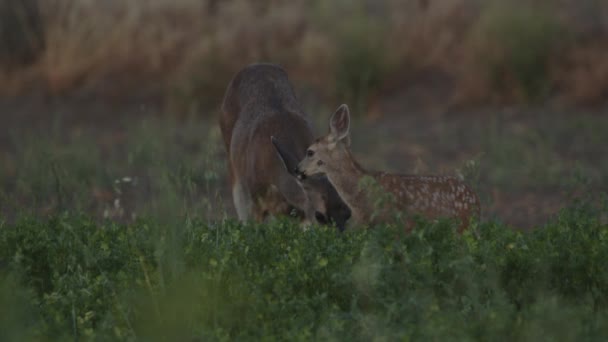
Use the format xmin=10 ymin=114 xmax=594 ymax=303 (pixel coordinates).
xmin=220 ymin=64 xmax=350 ymax=229
xmin=296 ymin=104 xmax=480 ymax=230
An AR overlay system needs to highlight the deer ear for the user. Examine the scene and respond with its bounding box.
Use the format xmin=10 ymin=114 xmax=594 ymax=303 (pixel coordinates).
xmin=271 ymin=136 xmax=299 ymax=176
xmin=329 ymin=104 xmax=350 ymax=144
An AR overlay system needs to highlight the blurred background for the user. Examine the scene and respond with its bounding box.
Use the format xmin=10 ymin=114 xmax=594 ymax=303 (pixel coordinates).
xmin=1 ymin=0 xmax=606 ymax=229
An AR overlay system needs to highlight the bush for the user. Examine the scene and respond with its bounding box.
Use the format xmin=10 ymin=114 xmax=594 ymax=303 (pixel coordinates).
xmin=1 ymin=197 xmax=607 ymax=340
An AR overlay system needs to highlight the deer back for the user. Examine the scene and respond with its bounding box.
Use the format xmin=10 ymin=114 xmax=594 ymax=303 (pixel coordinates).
xmin=376 ymin=173 xmax=480 ymax=229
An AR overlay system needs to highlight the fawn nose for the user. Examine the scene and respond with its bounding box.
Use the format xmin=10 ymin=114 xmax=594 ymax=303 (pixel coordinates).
xmin=294 ymin=166 xmax=306 ymax=180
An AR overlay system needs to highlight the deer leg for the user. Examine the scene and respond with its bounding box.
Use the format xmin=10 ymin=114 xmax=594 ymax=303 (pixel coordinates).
xmin=232 ymin=181 xmax=253 ymax=221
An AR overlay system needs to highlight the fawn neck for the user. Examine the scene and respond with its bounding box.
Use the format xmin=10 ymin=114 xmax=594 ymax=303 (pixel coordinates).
xmin=323 ymin=150 xmax=373 ymax=224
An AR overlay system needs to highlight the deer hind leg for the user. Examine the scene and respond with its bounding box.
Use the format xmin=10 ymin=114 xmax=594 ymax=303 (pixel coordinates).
xmin=232 ymin=180 xmax=253 ymax=222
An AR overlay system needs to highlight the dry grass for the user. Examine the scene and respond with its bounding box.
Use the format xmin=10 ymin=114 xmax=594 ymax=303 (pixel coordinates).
xmin=1 ymin=0 xmax=208 ymax=97
xmin=554 ymin=43 xmax=608 ymax=105
xmin=1 ymin=0 xmax=608 ymax=112
xmin=40 ymin=0 xmax=206 ymax=95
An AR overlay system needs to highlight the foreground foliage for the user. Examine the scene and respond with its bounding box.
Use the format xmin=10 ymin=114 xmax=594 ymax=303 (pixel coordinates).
xmin=1 ymin=199 xmax=607 ymax=341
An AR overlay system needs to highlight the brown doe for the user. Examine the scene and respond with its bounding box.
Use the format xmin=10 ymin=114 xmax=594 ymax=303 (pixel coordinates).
xmin=219 ymin=64 xmax=351 ymax=230
xmin=293 ymin=104 xmax=480 ymax=230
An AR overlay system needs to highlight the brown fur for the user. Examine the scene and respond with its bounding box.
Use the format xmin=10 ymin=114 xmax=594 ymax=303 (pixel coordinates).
xmin=220 ymin=64 xmax=350 ymax=228
xmin=298 ymin=104 xmax=480 ymax=231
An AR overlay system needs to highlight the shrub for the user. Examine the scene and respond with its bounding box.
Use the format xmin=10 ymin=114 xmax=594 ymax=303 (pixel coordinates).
xmin=1 ymin=196 xmax=607 ymax=340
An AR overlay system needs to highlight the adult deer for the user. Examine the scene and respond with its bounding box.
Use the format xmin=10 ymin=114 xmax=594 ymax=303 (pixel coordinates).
xmin=219 ymin=64 xmax=350 ymax=230
xmin=294 ymin=104 xmax=480 ymax=230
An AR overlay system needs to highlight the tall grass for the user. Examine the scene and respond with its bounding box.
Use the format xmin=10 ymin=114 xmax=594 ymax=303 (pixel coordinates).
xmin=0 ymin=116 xmax=226 ymax=224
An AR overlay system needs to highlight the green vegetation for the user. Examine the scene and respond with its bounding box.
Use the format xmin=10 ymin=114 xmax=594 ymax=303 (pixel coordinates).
xmin=318 ymin=2 xmax=388 ymax=115
xmin=478 ymin=111 xmax=608 ymax=192
xmin=0 ymin=117 xmax=226 ymax=223
xmin=2 ymin=109 xmax=605 ymax=228
xmin=469 ymin=2 xmax=565 ymax=101
xmin=1 ymin=198 xmax=607 ymax=340
xmin=1 ymin=108 xmax=606 ymax=340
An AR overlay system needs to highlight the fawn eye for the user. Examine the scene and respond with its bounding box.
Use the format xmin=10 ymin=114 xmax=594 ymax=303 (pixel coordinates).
xmin=306 ymin=149 xmax=315 ymax=157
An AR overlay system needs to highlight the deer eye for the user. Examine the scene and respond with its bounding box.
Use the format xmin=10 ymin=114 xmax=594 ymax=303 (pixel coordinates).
xmin=306 ymin=149 xmax=315 ymax=157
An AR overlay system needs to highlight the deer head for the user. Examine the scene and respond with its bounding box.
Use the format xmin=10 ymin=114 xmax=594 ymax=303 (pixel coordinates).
xmin=296 ymin=104 xmax=352 ymax=179
xmin=271 ymin=136 xmax=351 ymax=231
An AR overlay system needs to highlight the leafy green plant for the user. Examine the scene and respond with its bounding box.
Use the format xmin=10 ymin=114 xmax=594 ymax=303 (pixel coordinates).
xmin=1 ymin=196 xmax=607 ymax=340
xmin=0 ymin=274 xmax=40 ymax=342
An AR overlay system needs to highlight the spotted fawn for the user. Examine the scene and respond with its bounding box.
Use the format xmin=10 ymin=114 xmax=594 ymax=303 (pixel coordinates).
xmin=293 ymin=104 xmax=480 ymax=230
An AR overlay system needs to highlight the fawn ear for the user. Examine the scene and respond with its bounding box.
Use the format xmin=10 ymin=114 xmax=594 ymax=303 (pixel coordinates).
xmin=271 ymin=136 xmax=299 ymax=176
xmin=329 ymin=104 xmax=351 ymax=145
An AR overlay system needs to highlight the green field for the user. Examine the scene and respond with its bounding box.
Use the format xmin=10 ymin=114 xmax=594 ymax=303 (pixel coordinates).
xmin=0 ymin=112 xmax=606 ymax=341
xmin=2 ymin=200 xmax=608 ymax=341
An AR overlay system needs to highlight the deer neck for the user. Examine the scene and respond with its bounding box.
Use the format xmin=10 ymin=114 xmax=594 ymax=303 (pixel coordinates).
xmin=324 ymin=151 xmax=373 ymax=224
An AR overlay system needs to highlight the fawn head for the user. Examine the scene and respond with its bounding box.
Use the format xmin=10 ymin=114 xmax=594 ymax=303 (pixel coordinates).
xmin=271 ymin=136 xmax=351 ymax=231
xmin=297 ymin=104 xmax=351 ymax=179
